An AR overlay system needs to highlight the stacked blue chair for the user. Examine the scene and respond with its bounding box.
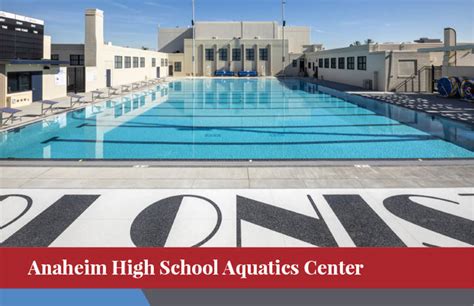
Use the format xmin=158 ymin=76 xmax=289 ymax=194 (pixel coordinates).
xmin=238 ymin=71 xmax=258 ymax=77
xmin=215 ymin=70 xmax=235 ymax=77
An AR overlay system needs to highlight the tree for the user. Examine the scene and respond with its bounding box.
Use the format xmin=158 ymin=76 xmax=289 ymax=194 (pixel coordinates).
xmin=365 ymin=39 xmax=374 ymax=45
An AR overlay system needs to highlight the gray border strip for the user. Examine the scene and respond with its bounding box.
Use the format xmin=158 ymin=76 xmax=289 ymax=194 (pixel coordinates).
xmin=1 ymin=158 xmax=474 ymax=167
xmin=143 ymin=289 xmax=474 ymax=306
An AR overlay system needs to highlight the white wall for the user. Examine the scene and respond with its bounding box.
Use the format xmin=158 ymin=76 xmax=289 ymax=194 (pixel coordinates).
xmin=158 ymin=28 xmax=192 ymax=53
xmin=306 ymin=46 xmax=386 ymax=90
xmin=195 ymin=21 xmax=279 ymax=40
xmin=305 ymin=44 xmax=446 ymax=92
xmin=282 ymin=27 xmax=311 ymax=54
xmin=182 ymin=39 xmax=287 ymax=76
xmin=85 ymin=45 xmax=169 ymax=91
xmin=84 ymin=9 xmax=169 ymax=91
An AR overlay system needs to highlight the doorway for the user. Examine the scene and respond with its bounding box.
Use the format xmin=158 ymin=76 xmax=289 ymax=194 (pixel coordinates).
xmin=156 ymin=67 xmax=160 ymax=78
xmin=67 ymin=67 xmax=85 ymax=93
xmin=31 ymin=72 xmax=43 ymax=101
xmin=106 ymin=69 xmax=111 ymax=87
xmin=169 ymin=65 xmax=173 ymax=77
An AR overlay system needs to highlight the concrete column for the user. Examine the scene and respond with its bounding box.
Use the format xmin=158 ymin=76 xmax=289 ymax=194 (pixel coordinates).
xmin=0 ymin=64 xmax=6 ymax=108
xmin=213 ymin=44 xmax=217 ymax=75
xmin=443 ymin=28 xmax=456 ymax=68
xmin=84 ymin=9 xmax=104 ymax=67
xmin=228 ymin=43 xmax=231 ymax=70
xmin=84 ymin=8 xmax=104 ymax=91
xmin=241 ymin=43 xmax=245 ymax=71
xmin=201 ymin=44 xmax=205 ymax=76
xmin=255 ymin=44 xmax=259 ymax=74
xmin=269 ymin=44 xmax=273 ymax=75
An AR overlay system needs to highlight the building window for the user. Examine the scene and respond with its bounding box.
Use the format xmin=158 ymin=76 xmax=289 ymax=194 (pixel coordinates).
xmin=7 ymin=72 xmax=32 ymax=93
xmin=205 ymin=48 xmax=214 ymax=61
xmin=357 ymin=56 xmax=367 ymax=70
xmin=133 ymin=57 xmax=139 ymax=68
xmin=161 ymin=58 xmax=165 ymax=67
xmin=246 ymin=48 xmax=255 ymax=61
xmin=51 ymin=54 xmax=59 ymax=61
xmin=70 ymin=54 xmax=84 ymax=66
xmin=114 ymin=56 xmax=123 ymax=69
xmin=324 ymin=58 xmax=329 ymax=68
xmin=308 ymin=62 xmax=312 ymax=69
xmin=338 ymin=57 xmax=345 ymax=69
xmin=174 ymin=61 xmax=182 ymax=72
xmin=259 ymin=48 xmax=268 ymax=61
xmin=125 ymin=56 xmax=131 ymax=68
xmin=165 ymin=59 xmax=168 ymax=66
xmin=347 ymin=57 xmax=355 ymax=70
xmin=232 ymin=48 xmax=241 ymax=61
xmin=219 ymin=48 xmax=228 ymax=61
xmin=331 ymin=58 xmax=336 ymax=69
xmin=292 ymin=60 xmax=297 ymax=67
xmin=140 ymin=57 xmax=145 ymax=67
xmin=152 ymin=58 xmax=156 ymax=67
xmin=318 ymin=58 xmax=323 ymax=68
xmin=398 ymin=59 xmax=417 ymax=77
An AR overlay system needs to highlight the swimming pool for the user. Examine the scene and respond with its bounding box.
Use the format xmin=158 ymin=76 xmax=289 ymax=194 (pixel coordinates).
xmin=1 ymin=78 xmax=473 ymax=160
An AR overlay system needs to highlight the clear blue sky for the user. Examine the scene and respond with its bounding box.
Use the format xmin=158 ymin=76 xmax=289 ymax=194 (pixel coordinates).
xmin=1 ymin=0 xmax=473 ymax=49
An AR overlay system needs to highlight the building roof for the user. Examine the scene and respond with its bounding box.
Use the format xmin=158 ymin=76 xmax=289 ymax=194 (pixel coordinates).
xmin=418 ymin=44 xmax=474 ymax=53
xmin=0 ymin=10 xmax=44 ymax=25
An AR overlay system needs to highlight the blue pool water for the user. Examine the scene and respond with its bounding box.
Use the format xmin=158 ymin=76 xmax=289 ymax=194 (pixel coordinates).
xmin=1 ymin=78 xmax=473 ymax=160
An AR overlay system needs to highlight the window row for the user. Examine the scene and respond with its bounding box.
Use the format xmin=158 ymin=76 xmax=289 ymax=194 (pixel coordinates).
xmin=205 ymin=48 xmax=269 ymax=61
xmin=316 ymin=56 xmax=367 ymax=71
xmin=114 ymin=56 xmax=168 ymax=69
xmin=50 ymin=54 xmax=84 ymax=65
xmin=7 ymin=72 xmax=32 ymax=93
xmin=69 ymin=54 xmax=84 ymax=66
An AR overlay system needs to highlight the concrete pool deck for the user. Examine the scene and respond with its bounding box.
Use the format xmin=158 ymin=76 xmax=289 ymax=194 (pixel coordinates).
xmin=302 ymin=78 xmax=474 ymax=124
xmin=1 ymin=164 xmax=473 ymax=189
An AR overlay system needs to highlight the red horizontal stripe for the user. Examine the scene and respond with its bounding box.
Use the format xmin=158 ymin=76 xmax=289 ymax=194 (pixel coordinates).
xmin=1 ymin=248 xmax=473 ymax=289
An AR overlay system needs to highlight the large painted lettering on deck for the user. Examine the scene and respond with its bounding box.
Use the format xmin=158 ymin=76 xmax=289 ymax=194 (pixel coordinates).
xmin=1 ymin=189 xmax=472 ymax=247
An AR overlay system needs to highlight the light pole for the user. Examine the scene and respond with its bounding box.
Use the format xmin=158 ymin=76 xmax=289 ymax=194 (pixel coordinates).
xmin=281 ymin=0 xmax=286 ymax=77
xmin=192 ymin=0 xmax=196 ymax=77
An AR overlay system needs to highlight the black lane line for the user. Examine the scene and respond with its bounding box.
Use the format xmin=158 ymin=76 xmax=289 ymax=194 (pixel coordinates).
xmin=150 ymin=106 xmax=359 ymax=110
xmin=40 ymin=136 xmax=438 ymax=146
xmin=1 ymin=195 xmax=100 ymax=247
xmin=78 ymin=123 xmax=405 ymax=129
xmin=111 ymin=114 xmax=379 ymax=118
xmin=72 ymin=124 xmax=437 ymax=139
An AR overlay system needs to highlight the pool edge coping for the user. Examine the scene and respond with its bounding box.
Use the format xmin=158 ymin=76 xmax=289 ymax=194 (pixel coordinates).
xmin=1 ymin=158 xmax=474 ymax=167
